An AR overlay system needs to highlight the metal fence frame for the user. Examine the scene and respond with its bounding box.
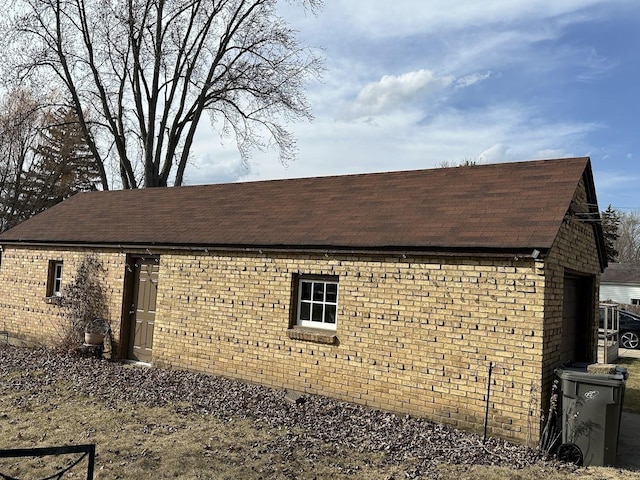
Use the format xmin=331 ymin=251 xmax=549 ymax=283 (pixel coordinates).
xmin=0 ymin=444 xmax=95 ymax=480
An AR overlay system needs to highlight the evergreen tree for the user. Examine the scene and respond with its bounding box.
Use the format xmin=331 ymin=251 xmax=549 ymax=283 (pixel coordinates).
xmin=23 ymin=107 xmax=100 ymax=215
xmin=601 ymin=204 xmax=621 ymax=263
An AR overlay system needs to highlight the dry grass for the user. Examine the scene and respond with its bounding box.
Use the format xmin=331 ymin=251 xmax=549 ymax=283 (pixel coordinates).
xmin=1 ymin=353 xmax=640 ymax=479
xmin=0 ymin=380 xmax=403 ymax=479
xmin=435 ymin=465 xmax=640 ymax=480
xmin=616 ymin=357 xmax=640 ymax=414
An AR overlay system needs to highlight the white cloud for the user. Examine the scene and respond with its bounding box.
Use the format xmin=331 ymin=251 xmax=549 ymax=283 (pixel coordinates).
xmin=592 ymin=169 xmax=640 ymax=190
xmin=183 ymin=1 xmax=640 ymax=212
xmin=205 ymin=102 xmax=598 ymax=183
xmin=349 ymin=69 xmax=453 ymax=118
xmin=576 ymin=47 xmax=617 ymax=81
xmin=301 ymin=0 xmax=625 ymax=40
xmin=456 ymin=72 xmax=492 ymax=89
xmin=186 ymin=120 xmax=251 ymax=185
xmin=183 ymin=152 xmax=248 ymax=185
xmin=475 ymin=144 xmax=509 ymax=163
xmin=285 ymin=0 xmax=630 ymax=82
xmin=592 ymin=168 xmax=640 ymax=210
xmin=345 ymin=69 xmax=496 ymax=120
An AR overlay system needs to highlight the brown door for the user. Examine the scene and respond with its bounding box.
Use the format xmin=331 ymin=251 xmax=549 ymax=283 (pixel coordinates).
xmin=128 ymin=258 xmax=159 ymax=362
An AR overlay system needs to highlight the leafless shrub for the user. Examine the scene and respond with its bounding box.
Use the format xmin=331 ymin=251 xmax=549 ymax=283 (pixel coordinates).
xmin=56 ymin=255 xmax=110 ymax=354
xmin=538 ymin=379 xmax=562 ymax=457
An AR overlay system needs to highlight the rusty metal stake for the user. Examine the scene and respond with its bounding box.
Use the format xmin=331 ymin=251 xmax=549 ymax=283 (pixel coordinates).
xmin=483 ymin=361 xmax=493 ymax=444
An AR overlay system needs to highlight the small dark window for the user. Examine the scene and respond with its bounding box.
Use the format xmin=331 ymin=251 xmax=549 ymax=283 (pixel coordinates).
xmin=632 ymin=299 xmax=640 ymax=305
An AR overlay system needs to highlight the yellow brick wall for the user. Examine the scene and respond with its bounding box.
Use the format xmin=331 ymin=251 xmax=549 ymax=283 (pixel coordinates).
xmin=540 ymin=178 xmax=602 ymax=398
xmin=152 ymin=252 xmax=546 ymax=443
xmin=0 ymin=247 xmax=126 ymax=346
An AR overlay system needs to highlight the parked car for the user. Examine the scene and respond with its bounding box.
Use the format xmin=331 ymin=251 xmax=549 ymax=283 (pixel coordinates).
xmin=599 ymin=307 xmax=640 ymax=349
xmin=618 ymin=310 xmax=640 ymax=349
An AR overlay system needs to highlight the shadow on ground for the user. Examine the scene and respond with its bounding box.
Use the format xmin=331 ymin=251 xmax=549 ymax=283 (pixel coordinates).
xmin=617 ymin=411 xmax=640 ymax=470
xmin=616 ymin=349 xmax=640 ymax=470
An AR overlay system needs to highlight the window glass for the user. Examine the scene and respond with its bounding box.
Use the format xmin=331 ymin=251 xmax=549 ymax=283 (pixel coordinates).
xmin=296 ymin=277 xmax=338 ymax=330
xmin=326 ymin=283 xmax=337 ymax=303
xmin=54 ymin=263 xmax=63 ymax=296
xmin=312 ymin=282 xmax=324 ymax=302
xmin=301 ymin=281 xmax=312 ymax=300
xmin=300 ymin=302 xmax=311 ymax=320
xmin=312 ymin=304 xmax=323 ymax=322
xmin=325 ymin=305 xmax=336 ymax=324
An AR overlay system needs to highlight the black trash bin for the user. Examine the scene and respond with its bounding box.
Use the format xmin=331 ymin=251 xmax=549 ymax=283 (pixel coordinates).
xmin=555 ymin=365 xmax=626 ymax=466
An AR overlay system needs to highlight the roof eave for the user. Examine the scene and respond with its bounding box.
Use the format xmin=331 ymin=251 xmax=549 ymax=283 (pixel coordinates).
xmin=0 ymin=239 xmax=550 ymax=261
xmin=582 ymin=159 xmax=608 ymax=272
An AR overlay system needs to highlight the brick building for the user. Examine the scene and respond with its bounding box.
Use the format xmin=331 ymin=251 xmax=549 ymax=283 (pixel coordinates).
xmin=0 ymin=157 xmax=606 ymax=444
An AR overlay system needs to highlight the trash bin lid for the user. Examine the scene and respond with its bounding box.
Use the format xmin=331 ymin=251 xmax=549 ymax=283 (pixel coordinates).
xmin=555 ymin=367 xmax=626 ymax=386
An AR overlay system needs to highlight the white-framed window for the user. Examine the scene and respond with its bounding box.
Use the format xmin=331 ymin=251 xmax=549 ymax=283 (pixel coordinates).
xmin=296 ymin=277 xmax=338 ymax=330
xmin=47 ymin=260 xmax=64 ymax=297
xmin=632 ymin=299 xmax=640 ymax=305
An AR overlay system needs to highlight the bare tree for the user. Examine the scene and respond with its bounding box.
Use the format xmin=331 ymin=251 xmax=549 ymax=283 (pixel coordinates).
xmin=436 ymin=158 xmax=478 ymax=168
xmin=0 ymin=89 xmax=42 ymax=231
xmin=616 ymin=211 xmax=640 ymax=264
xmin=3 ymin=0 xmax=322 ymax=189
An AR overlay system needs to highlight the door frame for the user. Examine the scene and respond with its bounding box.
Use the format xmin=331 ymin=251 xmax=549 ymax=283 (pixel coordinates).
xmin=561 ymin=271 xmax=596 ymax=364
xmin=120 ymin=254 xmax=160 ymax=361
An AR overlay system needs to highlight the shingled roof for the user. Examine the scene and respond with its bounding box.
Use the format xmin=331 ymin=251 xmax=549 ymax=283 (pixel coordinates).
xmin=602 ymin=263 xmax=640 ymax=284
xmin=0 ymin=157 xmax=603 ymax=259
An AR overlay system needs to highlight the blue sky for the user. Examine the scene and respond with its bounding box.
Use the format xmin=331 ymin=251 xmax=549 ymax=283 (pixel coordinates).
xmin=187 ymin=0 xmax=640 ymax=212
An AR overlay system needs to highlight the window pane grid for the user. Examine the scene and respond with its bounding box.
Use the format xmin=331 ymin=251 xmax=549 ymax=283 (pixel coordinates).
xmin=298 ymin=279 xmax=338 ymax=330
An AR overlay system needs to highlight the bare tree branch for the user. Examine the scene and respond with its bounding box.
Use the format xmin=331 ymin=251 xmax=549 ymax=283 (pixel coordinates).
xmin=2 ymin=0 xmax=322 ymax=188
xmin=616 ymin=211 xmax=640 ymax=264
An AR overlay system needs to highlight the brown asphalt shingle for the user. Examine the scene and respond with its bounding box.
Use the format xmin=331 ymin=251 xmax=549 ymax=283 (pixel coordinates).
xmin=0 ymin=157 xmax=594 ymax=253
xmin=602 ymin=263 xmax=640 ymax=284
